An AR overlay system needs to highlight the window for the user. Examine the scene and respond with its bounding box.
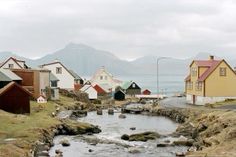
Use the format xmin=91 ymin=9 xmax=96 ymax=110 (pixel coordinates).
xmin=195 ymin=82 xmax=202 ymax=91
xmin=187 ymin=82 xmax=193 ymax=90
xmin=100 ymin=76 xmax=103 ymax=80
xmin=8 ymin=64 xmax=14 ymax=68
xmin=132 ymin=83 xmax=135 ymax=88
xmin=51 ymin=81 xmax=57 ymax=87
xmin=56 ymin=67 xmax=62 ymax=74
xmin=220 ymin=67 xmax=226 ymax=76
xmin=191 ymin=67 xmax=197 ymax=77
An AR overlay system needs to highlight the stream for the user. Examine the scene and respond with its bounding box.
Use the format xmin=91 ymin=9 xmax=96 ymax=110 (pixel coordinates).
xmin=49 ymin=110 xmax=188 ymax=157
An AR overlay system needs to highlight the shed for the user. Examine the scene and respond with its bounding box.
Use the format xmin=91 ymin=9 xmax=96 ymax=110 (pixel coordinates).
xmin=0 ymin=82 xmax=32 ymax=114
xmin=80 ymin=85 xmax=98 ymax=100
xmin=93 ymin=84 xmax=107 ymax=96
xmin=142 ymin=89 xmax=151 ymax=95
xmin=0 ymin=69 xmax=22 ymax=88
xmin=114 ymin=89 xmax=125 ymax=101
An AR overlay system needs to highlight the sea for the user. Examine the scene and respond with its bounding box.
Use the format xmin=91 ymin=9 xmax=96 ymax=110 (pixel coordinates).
xmin=83 ymin=74 xmax=185 ymax=96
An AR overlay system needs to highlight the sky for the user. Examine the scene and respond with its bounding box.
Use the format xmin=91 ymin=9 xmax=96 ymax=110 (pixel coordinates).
xmin=1 ymin=0 xmax=236 ymax=60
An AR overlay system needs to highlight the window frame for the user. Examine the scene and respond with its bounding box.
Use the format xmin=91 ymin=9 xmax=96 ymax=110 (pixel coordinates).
xmin=56 ymin=67 xmax=62 ymax=74
xmin=219 ymin=67 xmax=227 ymax=76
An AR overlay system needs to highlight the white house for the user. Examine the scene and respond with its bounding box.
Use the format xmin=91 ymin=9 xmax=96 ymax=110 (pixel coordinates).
xmin=80 ymin=85 xmax=98 ymax=100
xmin=37 ymin=95 xmax=47 ymax=103
xmin=41 ymin=61 xmax=83 ymax=89
xmin=0 ymin=57 xmax=28 ymax=69
xmin=90 ymin=66 xmax=122 ymax=91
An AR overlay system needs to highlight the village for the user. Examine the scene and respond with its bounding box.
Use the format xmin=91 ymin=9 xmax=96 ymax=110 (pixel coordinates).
xmin=0 ymin=55 xmax=236 ymax=157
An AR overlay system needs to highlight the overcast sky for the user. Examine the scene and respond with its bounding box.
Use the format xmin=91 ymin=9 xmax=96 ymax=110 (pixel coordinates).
xmin=1 ymin=0 xmax=236 ymax=60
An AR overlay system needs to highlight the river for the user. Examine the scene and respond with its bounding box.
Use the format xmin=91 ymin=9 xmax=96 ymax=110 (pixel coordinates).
xmin=49 ymin=110 xmax=188 ymax=157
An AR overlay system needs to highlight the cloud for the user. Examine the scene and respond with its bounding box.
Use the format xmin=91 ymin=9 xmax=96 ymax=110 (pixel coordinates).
xmin=0 ymin=0 xmax=236 ymax=60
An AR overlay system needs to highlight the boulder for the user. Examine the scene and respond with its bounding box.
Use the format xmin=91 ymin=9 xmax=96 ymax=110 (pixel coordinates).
xmin=173 ymin=138 xmax=194 ymax=147
xmin=130 ymin=127 xmax=136 ymax=130
xmin=128 ymin=147 xmax=141 ymax=154
xmin=60 ymin=139 xmax=70 ymax=147
xmin=97 ymin=109 xmax=103 ymax=115
xmin=156 ymin=143 xmax=170 ymax=147
xmin=128 ymin=132 xmax=160 ymax=142
xmin=108 ymin=108 xmax=114 ymax=115
xmin=121 ymin=134 xmax=130 ymax=141
xmin=55 ymin=149 xmax=63 ymax=154
xmin=119 ymin=114 xmax=126 ymax=119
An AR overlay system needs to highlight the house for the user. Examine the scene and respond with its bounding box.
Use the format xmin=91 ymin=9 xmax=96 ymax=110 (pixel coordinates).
xmin=90 ymin=66 xmax=122 ymax=91
xmin=49 ymin=73 xmax=60 ymax=100
xmin=37 ymin=95 xmax=47 ymax=103
xmin=185 ymin=55 xmax=236 ymax=105
xmin=80 ymin=85 xmax=98 ymax=100
xmin=93 ymin=84 xmax=107 ymax=96
xmin=0 ymin=82 xmax=32 ymax=114
xmin=11 ymin=68 xmax=50 ymax=99
xmin=114 ymin=89 xmax=125 ymax=101
xmin=121 ymin=81 xmax=141 ymax=96
xmin=0 ymin=57 xmax=29 ymax=69
xmin=142 ymin=89 xmax=151 ymax=95
xmin=0 ymin=69 xmax=22 ymax=88
xmin=41 ymin=61 xmax=83 ymax=89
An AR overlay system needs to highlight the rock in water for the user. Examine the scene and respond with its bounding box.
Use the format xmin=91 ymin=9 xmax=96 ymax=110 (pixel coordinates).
xmin=128 ymin=147 xmax=141 ymax=154
xmin=60 ymin=139 xmax=71 ymax=147
xmin=108 ymin=108 xmax=114 ymax=115
xmin=130 ymin=127 xmax=136 ymax=130
xmin=97 ymin=109 xmax=103 ymax=115
xmin=119 ymin=114 xmax=126 ymax=119
xmin=121 ymin=134 xmax=130 ymax=140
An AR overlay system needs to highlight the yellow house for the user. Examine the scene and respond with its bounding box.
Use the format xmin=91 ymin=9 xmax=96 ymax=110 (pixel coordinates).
xmin=185 ymin=55 xmax=236 ymax=105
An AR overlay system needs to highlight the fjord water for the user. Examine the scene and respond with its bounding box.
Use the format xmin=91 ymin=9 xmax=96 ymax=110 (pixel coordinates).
xmin=50 ymin=111 xmax=188 ymax=157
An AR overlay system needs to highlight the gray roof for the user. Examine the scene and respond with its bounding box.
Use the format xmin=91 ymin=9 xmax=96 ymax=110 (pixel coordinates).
xmin=0 ymin=69 xmax=22 ymax=81
xmin=69 ymin=70 xmax=82 ymax=80
xmin=50 ymin=73 xmax=59 ymax=81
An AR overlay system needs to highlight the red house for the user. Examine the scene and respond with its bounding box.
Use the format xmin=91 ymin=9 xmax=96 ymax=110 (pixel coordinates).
xmin=0 ymin=82 xmax=32 ymax=114
xmin=93 ymin=84 xmax=107 ymax=96
xmin=142 ymin=89 xmax=151 ymax=95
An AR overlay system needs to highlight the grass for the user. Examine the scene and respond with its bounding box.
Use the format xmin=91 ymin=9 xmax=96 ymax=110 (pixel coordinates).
xmin=0 ymin=95 xmax=79 ymax=157
xmin=206 ymin=99 xmax=236 ymax=108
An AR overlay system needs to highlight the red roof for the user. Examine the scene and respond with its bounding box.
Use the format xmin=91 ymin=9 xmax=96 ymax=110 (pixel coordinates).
xmin=197 ymin=60 xmax=222 ymax=81
xmin=186 ymin=59 xmax=223 ymax=82
xmin=93 ymin=84 xmax=107 ymax=94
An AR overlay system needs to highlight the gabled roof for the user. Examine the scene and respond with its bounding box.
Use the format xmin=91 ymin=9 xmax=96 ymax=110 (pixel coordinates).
xmin=0 ymin=82 xmax=32 ymax=97
xmin=91 ymin=66 xmax=113 ymax=81
xmin=0 ymin=57 xmax=25 ymax=69
xmin=50 ymin=73 xmax=59 ymax=81
xmin=0 ymin=69 xmax=22 ymax=81
xmin=69 ymin=70 xmax=82 ymax=80
xmin=187 ymin=59 xmax=231 ymax=82
xmin=121 ymin=81 xmax=141 ymax=90
xmin=80 ymin=85 xmax=96 ymax=92
xmin=41 ymin=61 xmax=79 ymax=80
xmin=185 ymin=75 xmax=191 ymax=81
xmin=93 ymin=84 xmax=107 ymax=94
xmin=197 ymin=60 xmax=222 ymax=81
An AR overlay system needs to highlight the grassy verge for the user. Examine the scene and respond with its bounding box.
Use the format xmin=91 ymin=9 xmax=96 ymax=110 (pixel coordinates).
xmin=206 ymin=99 xmax=236 ymax=108
xmin=0 ymin=95 xmax=78 ymax=157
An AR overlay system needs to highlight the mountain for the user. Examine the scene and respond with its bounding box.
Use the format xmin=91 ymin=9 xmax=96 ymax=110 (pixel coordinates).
xmin=0 ymin=44 xmax=235 ymax=77
xmin=25 ymin=43 xmax=136 ymax=76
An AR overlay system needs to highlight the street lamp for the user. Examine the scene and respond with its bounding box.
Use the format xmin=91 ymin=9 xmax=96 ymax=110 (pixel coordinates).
xmin=156 ymin=57 xmax=172 ymax=102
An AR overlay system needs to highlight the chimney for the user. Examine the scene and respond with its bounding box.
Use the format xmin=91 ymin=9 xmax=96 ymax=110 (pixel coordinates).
xmin=209 ymin=55 xmax=214 ymax=60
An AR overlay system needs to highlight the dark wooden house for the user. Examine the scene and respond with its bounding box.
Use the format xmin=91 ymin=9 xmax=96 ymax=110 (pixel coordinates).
xmin=0 ymin=69 xmax=22 ymax=88
xmin=0 ymin=82 xmax=32 ymax=114
xmin=121 ymin=81 xmax=141 ymax=96
xmin=114 ymin=89 xmax=125 ymax=101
